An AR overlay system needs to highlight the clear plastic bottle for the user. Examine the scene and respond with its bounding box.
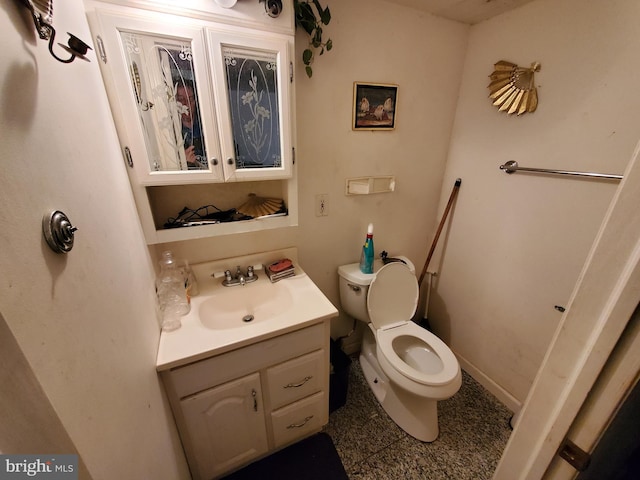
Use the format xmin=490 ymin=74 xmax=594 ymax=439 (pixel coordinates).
xmin=359 ymin=223 xmax=375 ymax=274
xmin=156 ymin=250 xmax=189 ymax=332
xmin=182 ymin=260 xmax=199 ymax=301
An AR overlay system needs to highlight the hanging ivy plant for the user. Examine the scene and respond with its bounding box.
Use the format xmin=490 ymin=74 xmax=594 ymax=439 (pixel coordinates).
xmin=293 ymin=0 xmax=333 ymax=78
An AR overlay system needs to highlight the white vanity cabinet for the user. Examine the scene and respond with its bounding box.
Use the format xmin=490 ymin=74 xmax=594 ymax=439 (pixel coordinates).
xmin=85 ymin=1 xmax=297 ymax=244
xmin=160 ymin=322 xmax=330 ymax=480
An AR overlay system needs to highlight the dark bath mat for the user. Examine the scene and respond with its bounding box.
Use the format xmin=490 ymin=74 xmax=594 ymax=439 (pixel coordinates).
xmin=222 ymin=433 xmax=348 ymax=480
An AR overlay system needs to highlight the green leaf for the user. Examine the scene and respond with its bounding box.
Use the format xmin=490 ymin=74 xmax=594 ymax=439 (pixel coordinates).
xmin=313 ymin=28 xmax=322 ymax=46
xmin=309 ymin=0 xmax=331 ymax=25
xmin=302 ymin=49 xmax=313 ymax=65
xmin=298 ymin=2 xmax=315 ymax=18
xmin=296 ymin=3 xmax=316 ymax=35
xmin=294 ymin=1 xmax=333 ymax=79
xmin=311 ymin=0 xmax=323 ymax=16
xmin=320 ymin=6 xmax=331 ymax=25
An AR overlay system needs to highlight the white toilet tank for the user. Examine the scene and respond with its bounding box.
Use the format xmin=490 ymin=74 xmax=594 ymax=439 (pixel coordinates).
xmin=338 ymin=256 xmax=415 ymax=323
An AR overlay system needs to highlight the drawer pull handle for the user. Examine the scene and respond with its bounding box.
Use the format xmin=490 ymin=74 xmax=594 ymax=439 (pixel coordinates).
xmin=286 ymin=415 xmax=313 ymax=429
xmin=284 ymin=376 xmax=312 ymax=389
xmin=252 ymin=389 xmax=258 ymax=412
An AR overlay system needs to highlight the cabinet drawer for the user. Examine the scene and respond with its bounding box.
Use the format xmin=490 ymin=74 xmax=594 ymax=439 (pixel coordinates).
xmin=266 ymin=350 xmax=325 ymax=410
xmin=170 ymin=323 xmax=324 ymax=398
xmin=271 ymin=391 xmax=326 ymax=449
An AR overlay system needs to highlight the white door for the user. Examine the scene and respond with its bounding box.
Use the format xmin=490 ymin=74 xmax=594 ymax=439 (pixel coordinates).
xmin=180 ymin=372 xmax=269 ymax=479
xmin=493 ymin=140 xmax=640 ymax=479
xmin=544 ymin=305 xmax=640 ymax=479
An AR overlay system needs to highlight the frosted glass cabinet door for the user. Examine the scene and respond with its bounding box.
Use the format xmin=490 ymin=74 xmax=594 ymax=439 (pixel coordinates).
xmin=208 ymin=32 xmax=293 ymax=181
xmin=94 ymin=12 xmax=224 ymax=185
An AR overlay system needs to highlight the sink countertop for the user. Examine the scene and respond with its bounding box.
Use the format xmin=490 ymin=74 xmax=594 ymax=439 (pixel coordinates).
xmin=156 ymin=248 xmax=338 ymax=371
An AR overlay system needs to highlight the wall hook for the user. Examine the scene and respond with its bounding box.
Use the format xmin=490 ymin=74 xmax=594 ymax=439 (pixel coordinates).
xmin=21 ymin=0 xmax=92 ymax=63
xmin=48 ymin=30 xmax=92 ymax=63
xmin=260 ymin=0 xmax=283 ymax=18
xmin=43 ymin=210 xmax=77 ymax=253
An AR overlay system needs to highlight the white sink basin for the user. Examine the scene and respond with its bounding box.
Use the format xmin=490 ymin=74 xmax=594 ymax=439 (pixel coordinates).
xmin=198 ymin=280 xmax=294 ymax=330
xmin=156 ymin=248 xmax=340 ymax=371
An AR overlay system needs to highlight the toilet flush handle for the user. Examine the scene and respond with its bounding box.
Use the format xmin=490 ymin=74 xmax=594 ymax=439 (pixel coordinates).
xmin=347 ymin=283 xmax=361 ymax=292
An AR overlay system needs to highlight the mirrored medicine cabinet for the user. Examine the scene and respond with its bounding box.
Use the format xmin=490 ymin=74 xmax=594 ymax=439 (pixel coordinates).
xmin=85 ymin=0 xmax=298 ymax=244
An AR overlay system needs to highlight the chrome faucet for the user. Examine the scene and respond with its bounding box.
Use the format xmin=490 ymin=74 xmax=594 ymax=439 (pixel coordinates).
xmin=236 ymin=266 xmax=246 ymax=286
xmin=219 ymin=265 xmax=258 ymax=287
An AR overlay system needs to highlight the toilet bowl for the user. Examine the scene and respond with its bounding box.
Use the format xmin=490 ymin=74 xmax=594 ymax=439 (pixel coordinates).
xmin=338 ymin=258 xmax=461 ymax=442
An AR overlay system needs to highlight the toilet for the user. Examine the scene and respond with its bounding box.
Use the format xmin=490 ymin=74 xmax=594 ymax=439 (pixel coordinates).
xmin=338 ymin=257 xmax=462 ymax=442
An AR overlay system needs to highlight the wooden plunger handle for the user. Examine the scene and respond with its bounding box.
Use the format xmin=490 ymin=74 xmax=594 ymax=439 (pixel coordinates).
xmin=418 ymin=178 xmax=462 ymax=287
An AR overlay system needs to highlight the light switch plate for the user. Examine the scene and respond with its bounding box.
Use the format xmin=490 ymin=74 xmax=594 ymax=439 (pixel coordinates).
xmin=315 ymin=194 xmax=328 ymax=217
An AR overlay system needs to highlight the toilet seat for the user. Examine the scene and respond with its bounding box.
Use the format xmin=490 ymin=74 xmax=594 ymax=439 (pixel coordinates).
xmin=367 ymin=262 xmax=460 ymax=389
xmin=376 ymin=322 xmax=460 ymax=386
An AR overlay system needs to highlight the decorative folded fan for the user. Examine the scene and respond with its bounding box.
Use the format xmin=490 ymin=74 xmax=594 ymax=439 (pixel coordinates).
xmin=237 ymin=193 xmax=285 ymax=218
xmin=488 ymin=60 xmax=541 ymax=115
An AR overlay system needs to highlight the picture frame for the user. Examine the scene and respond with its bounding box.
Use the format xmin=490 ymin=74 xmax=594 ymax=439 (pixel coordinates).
xmin=352 ymin=82 xmax=398 ymax=130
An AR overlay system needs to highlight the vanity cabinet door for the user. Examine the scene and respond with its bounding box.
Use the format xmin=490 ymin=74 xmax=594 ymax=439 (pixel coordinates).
xmin=91 ymin=10 xmax=225 ymax=185
xmin=208 ymin=30 xmax=293 ymax=181
xmin=180 ymin=372 xmax=268 ymax=480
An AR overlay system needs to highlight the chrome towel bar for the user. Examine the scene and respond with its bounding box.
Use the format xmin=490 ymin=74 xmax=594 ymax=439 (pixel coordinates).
xmin=499 ymin=160 xmax=623 ymax=181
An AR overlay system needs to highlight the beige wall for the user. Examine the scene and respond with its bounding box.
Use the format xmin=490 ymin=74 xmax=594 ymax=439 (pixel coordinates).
xmin=0 ymin=0 xmax=466 ymax=476
xmin=430 ymin=0 xmax=640 ymax=406
xmin=3 ymin=0 xmax=639 ymax=476
xmin=163 ymin=0 xmax=469 ymax=350
xmin=0 ymin=1 xmax=189 ymax=478
xmin=0 ymin=312 xmax=91 ymax=477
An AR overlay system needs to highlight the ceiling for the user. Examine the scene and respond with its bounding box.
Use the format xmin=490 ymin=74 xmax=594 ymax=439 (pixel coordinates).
xmin=380 ymin=0 xmax=538 ymax=25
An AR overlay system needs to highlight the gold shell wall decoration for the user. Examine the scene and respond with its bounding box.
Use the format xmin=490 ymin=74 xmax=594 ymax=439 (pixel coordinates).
xmin=488 ymin=60 xmax=541 ymax=115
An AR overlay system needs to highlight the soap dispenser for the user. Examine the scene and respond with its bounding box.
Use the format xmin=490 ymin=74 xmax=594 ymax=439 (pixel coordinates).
xmin=359 ymin=223 xmax=375 ymax=274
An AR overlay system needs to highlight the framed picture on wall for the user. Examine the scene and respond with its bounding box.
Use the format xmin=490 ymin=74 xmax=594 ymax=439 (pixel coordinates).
xmin=352 ymin=82 xmax=398 ymax=130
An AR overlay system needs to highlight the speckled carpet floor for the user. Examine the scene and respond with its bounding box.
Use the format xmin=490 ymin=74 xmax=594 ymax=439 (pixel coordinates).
xmin=323 ymin=358 xmax=513 ymax=479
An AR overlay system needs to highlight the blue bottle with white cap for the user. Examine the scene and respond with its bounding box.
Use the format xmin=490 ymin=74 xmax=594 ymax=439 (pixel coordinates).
xmin=359 ymin=223 xmax=375 ymax=274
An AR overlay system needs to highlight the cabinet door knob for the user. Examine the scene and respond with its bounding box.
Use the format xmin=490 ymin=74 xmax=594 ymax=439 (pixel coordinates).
xmin=252 ymin=389 xmax=258 ymax=412
xmin=211 ymin=158 xmax=218 ymax=166
xmin=227 ymin=158 xmax=234 ymax=165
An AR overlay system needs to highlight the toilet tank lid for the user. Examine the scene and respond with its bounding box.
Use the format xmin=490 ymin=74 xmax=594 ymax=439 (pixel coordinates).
xmin=338 ymin=262 xmax=376 ymax=285
xmin=338 ymin=256 xmax=415 ymax=286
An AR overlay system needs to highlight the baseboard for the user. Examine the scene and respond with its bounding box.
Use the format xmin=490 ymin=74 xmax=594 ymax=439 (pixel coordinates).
xmin=453 ymin=349 xmax=522 ymax=414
